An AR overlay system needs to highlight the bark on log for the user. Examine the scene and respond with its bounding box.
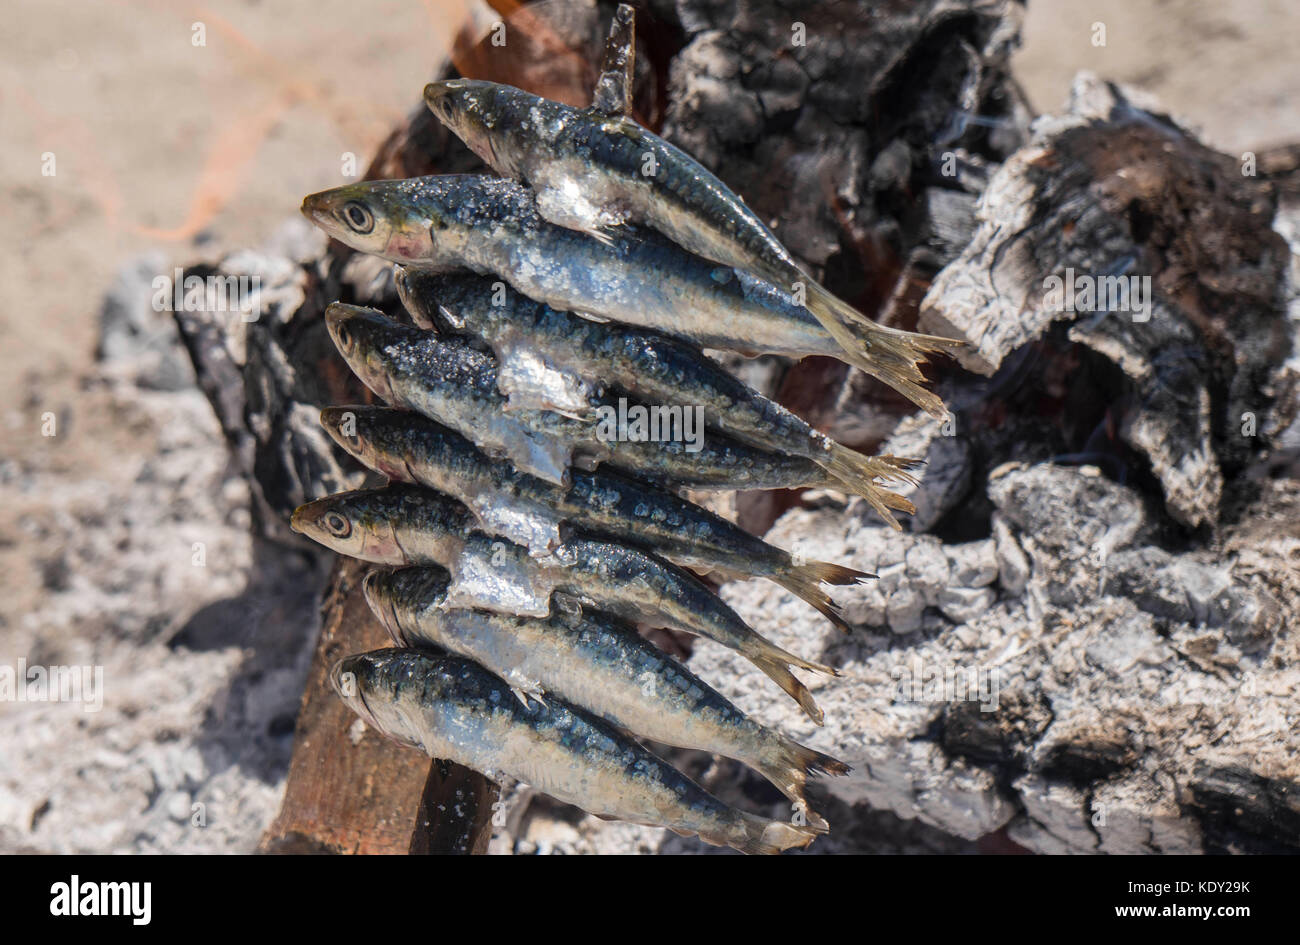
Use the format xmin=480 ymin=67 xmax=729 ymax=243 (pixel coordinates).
xmin=259 ymin=558 xmax=435 ymax=854
xmin=919 ymin=74 xmax=1294 ymax=529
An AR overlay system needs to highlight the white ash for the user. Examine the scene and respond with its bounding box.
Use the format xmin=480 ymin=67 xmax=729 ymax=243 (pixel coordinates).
xmin=559 ymin=463 xmax=1299 ymax=854
xmin=0 ymin=254 xmax=329 ymax=854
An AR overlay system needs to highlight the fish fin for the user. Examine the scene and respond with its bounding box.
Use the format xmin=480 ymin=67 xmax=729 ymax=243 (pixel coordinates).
xmin=789 ymin=560 xmax=875 ymax=586
xmin=507 ymin=670 xmax=547 ymax=707
xmin=749 ymin=653 xmax=827 ymax=725
xmin=773 ymin=567 xmax=867 ymax=634
xmin=532 ymin=179 xmax=628 ymax=248
xmin=820 ymin=445 xmax=923 ymax=529
xmin=877 ymin=453 xmax=927 ymax=474
xmin=757 ymin=739 xmax=850 ymax=827
xmin=796 ymin=802 xmax=831 ymax=835
xmin=585 ymin=226 xmax=622 ymax=249
xmin=512 ymin=432 xmax=575 ymax=488
xmin=837 ymin=483 xmax=915 ymax=532
xmin=732 ymin=812 xmax=820 ymax=854
xmin=805 ymin=282 xmax=964 ymax=419
xmin=466 ymin=493 xmax=566 ymax=558
xmin=774 ymin=738 xmax=852 ymax=785
xmin=495 ymin=343 xmax=599 ymax=419
xmin=591 ymin=4 xmax=636 ymax=117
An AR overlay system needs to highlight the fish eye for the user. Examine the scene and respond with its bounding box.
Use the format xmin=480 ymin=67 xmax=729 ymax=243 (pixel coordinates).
xmin=324 ymin=511 xmax=352 ymax=538
xmin=342 ymin=201 xmax=374 ymax=234
xmin=333 ymin=321 xmax=352 ymax=349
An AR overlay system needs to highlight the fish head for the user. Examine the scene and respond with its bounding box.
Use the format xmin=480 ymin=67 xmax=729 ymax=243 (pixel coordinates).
xmin=329 ymin=651 xmax=427 ymax=751
xmin=325 ymin=404 xmax=474 ymax=495
xmin=362 ymin=567 xmax=450 ymax=647
xmin=318 ymin=404 xmax=371 ymax=466
xmin=290 ymin=490 xmax=408 ymax=563
xmin=324 ymin=303 xmax=409 ymax=402
xmin=301 ymin=180 xmax=440 ymax=262
xmin=423 ymin=80 xmax=523 ymax=176
xmin=318 ymin=404 xmax=412 ymax=482
xmin=392 ymin=266 xmax=430 ymax=328
xmin=393 ymin=266 xmax=456 ymax=332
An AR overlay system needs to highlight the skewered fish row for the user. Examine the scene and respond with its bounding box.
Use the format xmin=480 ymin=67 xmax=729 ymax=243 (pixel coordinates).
xmin=394 ymin=269 xmax=921 ymax=528
xmin=364 ymin=566 xmax=849 ymax=825
xmin=324 ymin=302 xmax=855 ymax=494
xmin=294 ymin=5 xmax=959 ymax=853
xmin=293 ymin=485 xmax=835 ymax=722
xmin=332 ymin=649 xmax=822 ymax=854
xmin=421 ymin=76 xmax=964 ymax=418
xmin=317 ymin=405 xmax=870 ymax=623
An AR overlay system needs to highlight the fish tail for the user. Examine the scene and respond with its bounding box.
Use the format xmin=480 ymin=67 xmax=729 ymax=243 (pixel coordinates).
xmin=773 ymin=567 xmax=866 ymax=634
xmin=757 ymin=738 xmax=852 ymax=827
xmin=821 ymin=444 xmax=920 ymax=530
xmin=730 ymin=812 xmax=821 ymax=854
xmin=806 ymin=283 xmax=963 ymax=419
xmin=800 ymin=560 xmax=875 ymax=586
xmin=749 ymin=652 xmax=830 ymax=725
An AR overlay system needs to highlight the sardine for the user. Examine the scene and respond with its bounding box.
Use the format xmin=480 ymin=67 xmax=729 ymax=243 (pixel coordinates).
xmin=291 ymin=485 xmax=835 ymax=721
xmin=303 ymin=176 xmax=855 ymax=361
xmin=332 ymin=648 xmax=820 ymax=853
xmin=365 ymin=566 xmax=850 ymax=822
xmin=320 ymin=404 xmax=869 ymax=630
xmin=422 ymin=78 xmax=963 ymax=417
xmin=396 ymin=268 xmax=919 ymax=527
xmin=290 ymin=483 xmax=476 ymax=567
xmin=325 ymin=301 xmax=843 ymax=492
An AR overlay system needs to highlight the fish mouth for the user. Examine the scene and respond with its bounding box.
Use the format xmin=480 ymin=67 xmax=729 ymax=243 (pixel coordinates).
xmin=324 ymin=301 xmax=354 ymax=339
xmin=289 ymin=504 xmax=312 ymax=535
xmin=323 ymin=303 xmax=357 ymax=361
xmin=362 ymin=572 xmax=405 ymax=646
xmin=423 ymin=81 xmax=448 ymax=108
xmin=300 ymin=191 xmax=339 ymax=231
xmin=318 ymin=405 xmax=349 ymax=438
xmin=329 ymin=656 xmax=380 ymax=729
xmin=289 ymin=496 xmax=337 ymax=542
xmin=328 ymin=656 xmax=351 ymax=695
xmin=422 ymin=81 xmax=461 ymax=124
xmin=423 ymin=82 xmax=501 ymax=169
xmin=318 ymin=406 xmax=370 ymax=459
xmin=324 ymin=304 xmax=397 ymax=401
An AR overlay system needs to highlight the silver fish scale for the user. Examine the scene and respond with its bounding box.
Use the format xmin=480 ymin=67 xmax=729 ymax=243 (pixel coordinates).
xmin=382 ymin=336 xmax=500 ymax=400
xmin=403 ymin=177 xmax=834 ymax=355
xmin=495 ymin=84 xmax=767 ymax=255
